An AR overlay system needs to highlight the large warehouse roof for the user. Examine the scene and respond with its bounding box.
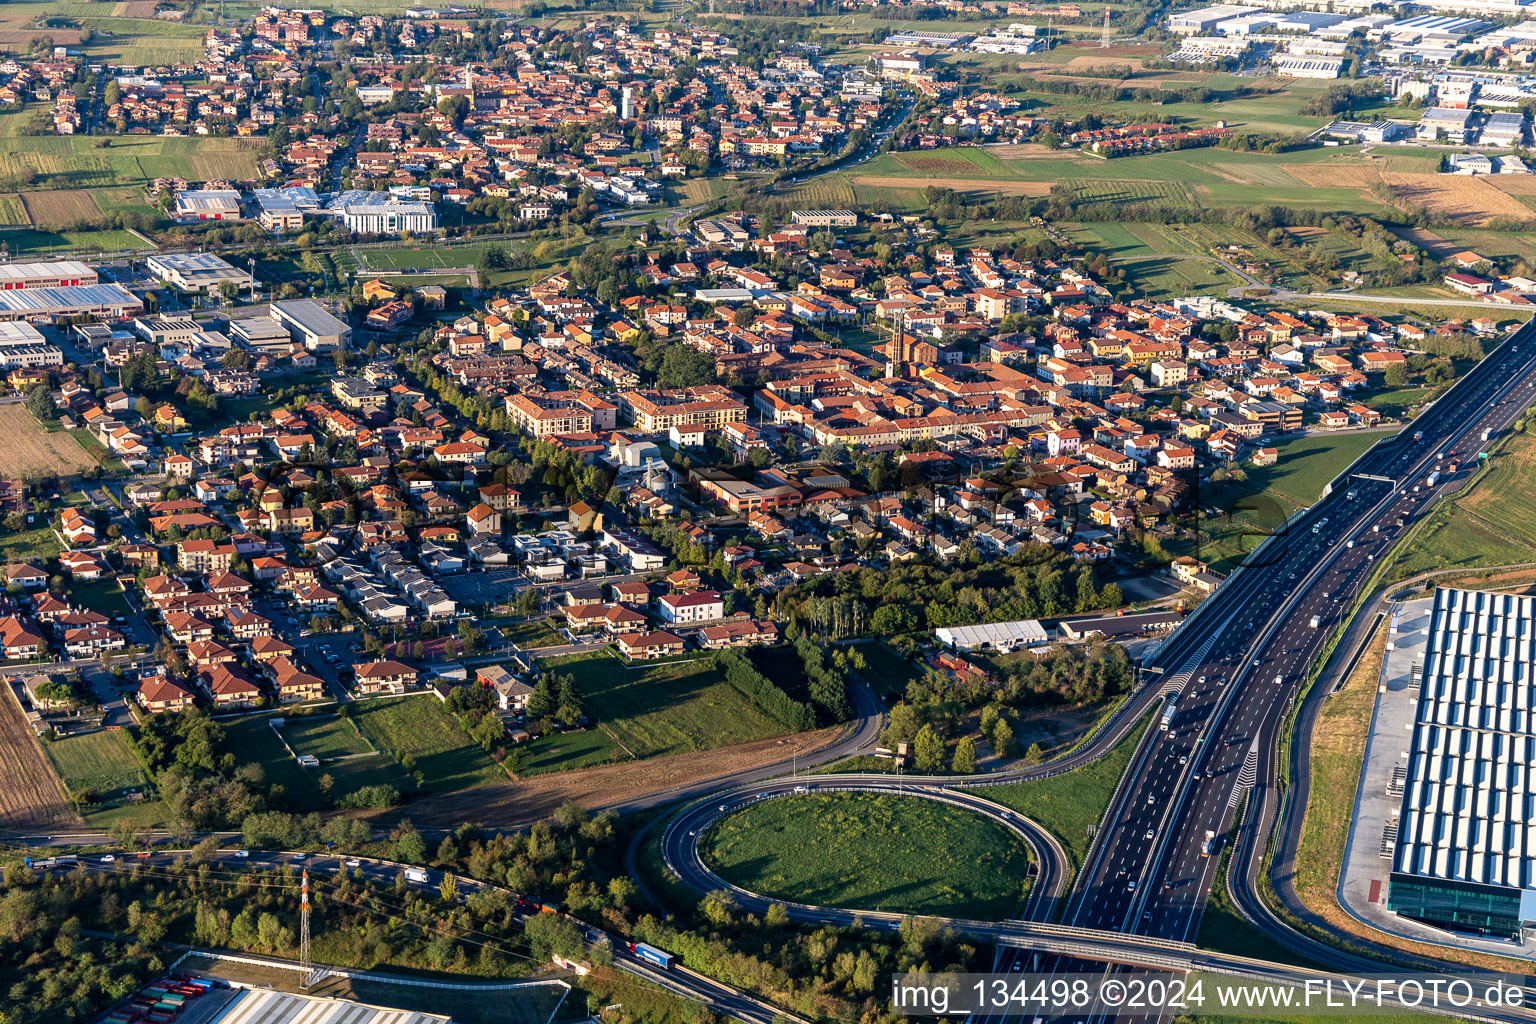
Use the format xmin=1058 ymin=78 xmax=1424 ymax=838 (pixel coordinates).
xmin=0 ymin=283 xmax=140 ymax=317
xmin=1394 ymin=588 xmax=1536 ymax=895
xmin=0 ymin=260 xmax=93 ymax=283
xmin=934 ymin=619 xmax=1049 ymax=650
xmin=211 ymin=989 xmax=451 ymax=1024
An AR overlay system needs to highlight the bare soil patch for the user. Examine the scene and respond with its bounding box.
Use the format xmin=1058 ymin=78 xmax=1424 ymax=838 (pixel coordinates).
xmin=1387 ymin=225 xmax=1455 ymax=258
xmin=1380 ymin=172 xmax=1534 ymax=226
xmin=1486 ymin=175 xmax=1536 ymax=195
xmin=118 ymin=1 xmax=163 ymax=15
xmin=377 ymin=726 xmax=845 ymax=828
xmin=1285 ymin=164 xmax=1384 ymax=188
xmin=851 ymin=175 xmax=1053 ymax=195
xmin=0 ymin=687 xmax=80 ymax=831
xmin=0 ymin=29 xmax=84 ymax=46
xmin=989 ymin=143 xmax=1072 ymax=160
xmin=0 ymin=405 xmax=96 ymax=479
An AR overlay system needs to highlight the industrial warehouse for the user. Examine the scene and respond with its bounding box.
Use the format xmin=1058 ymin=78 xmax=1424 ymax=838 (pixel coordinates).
xmin=208 ymin=988 xmax=452 ymax=1024
xmin=1387 ymin=587 xmax=1536 ymax=940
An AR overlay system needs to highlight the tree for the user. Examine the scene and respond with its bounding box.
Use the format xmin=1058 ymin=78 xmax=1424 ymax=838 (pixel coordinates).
xmin=992 ymin=720 xmax=1015 ymax=759
xmin=912 ymin=723 xmax=944 ymax=771
xmin=390 ymin=820 xmax=427 ymax=864
xmin=951 ymin=735 xmax=977 ymax=774
xmin=657 ymin=344 xmax=716 ymax=388
xmin=732 ymin=305 xmax=755 ymax=328
xmin=23 ymin=385 xmax=52 ymax=422
xmin=1383 ymin=362 xmax=1410 ymax=387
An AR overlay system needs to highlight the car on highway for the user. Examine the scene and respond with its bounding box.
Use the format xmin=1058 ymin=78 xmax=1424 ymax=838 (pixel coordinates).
xmin=99 ymin=855 xmax=114 ymax=862
xmin=346 ymin=859 xmax=361 ymax=867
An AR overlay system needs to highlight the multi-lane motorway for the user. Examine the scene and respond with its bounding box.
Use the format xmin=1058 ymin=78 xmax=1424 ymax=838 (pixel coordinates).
xmin=652 ymin=319 xmax=1536 ymax=1020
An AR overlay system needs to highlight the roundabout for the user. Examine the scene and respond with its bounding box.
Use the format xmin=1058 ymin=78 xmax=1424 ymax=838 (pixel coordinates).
xmin=662 ymin=777 xmax=1069 ymax=929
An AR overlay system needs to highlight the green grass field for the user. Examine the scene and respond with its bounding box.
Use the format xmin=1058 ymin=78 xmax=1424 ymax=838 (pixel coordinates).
xmin=42 ymin=729 xmax=147 ymax=797
xmin=524 ymin=652 xmax=793 ymax=774
xmin=0 ymin=226 xmax=153 ymax=257
xmin=282 ymin=715 xmax=374 ymax=759
xmin=855 ymin=641 xmax=922 ymax=699
xmin=1117 ymin=255 xmax=1245 ymax=300
xmin=701 ymin=792 xmax=1032 ymax=920
xmin=981 ymin=715 xmax=1151 ymax=876
xmin=0 ymin=525 xmax=60 ymax=563
xmin=221 ymin=716 xmax=323 ymax=811
xmin=68 ymin=580 xmax=133 ymax=619
xmin=1184 ymin=429 xmax=1394 ymax=572
xmin=496 ymin=618 xmax=564 ymax=649
xmin=349 ymin=695 xmax=506 ymax=793
xmin=1381 ymin=425 xmax=1536 ymax=580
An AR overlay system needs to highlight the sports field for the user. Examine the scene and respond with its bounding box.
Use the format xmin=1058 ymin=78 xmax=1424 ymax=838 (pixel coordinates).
xmin=701 ymin=792 xmax=1033 ymax=919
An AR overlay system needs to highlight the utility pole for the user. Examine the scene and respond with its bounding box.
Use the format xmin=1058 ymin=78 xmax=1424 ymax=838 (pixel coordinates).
xmin=299 ymin=867 xmax=313 ymax=988
xmin=1101 ymin=6 xmax=1111 ymax=48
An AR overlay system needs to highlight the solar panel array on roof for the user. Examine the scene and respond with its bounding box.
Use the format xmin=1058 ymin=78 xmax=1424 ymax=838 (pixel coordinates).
xmin=211 ymin=989 xmax=451 ymax=1024
xmin=1393 ymin=588 xmax=1536 ymax=892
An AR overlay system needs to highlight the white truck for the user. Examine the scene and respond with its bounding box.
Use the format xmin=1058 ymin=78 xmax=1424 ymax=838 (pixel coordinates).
xmin=1309 ymin=615 xmax=1321 ymax=629
xmin=404 ymin=868 xmax=429 ymax=884
xmin=1425 ymin=471 xmax=1440 ymax=488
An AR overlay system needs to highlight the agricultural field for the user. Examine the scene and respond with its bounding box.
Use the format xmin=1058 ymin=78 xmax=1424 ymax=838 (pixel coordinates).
xmin=1115 ymin=254 xmax=1245 ymax=300
xmin=0 ymin=135 xmax=262 ymax=191
xmin=0 ymin=405 xmax=99 ymax=479
xmin=527 ymin=651 xmax=795 ymax=772
xmin=41 ymin=728 xmax=149 ymax=799
xmin=0 ymin=193 xmax=29 ymax=226
xmin=701 ymin=792 xmax=1033 ymax=919
xmin=349 ymin=695 xmax=507 ymax=793
xmin=0 ymin=225 xmax=154 ymax=257
xmin=0 ymin=687 xmax=79 ymax=830
xmin=21 ymin=189 xmax=104 ymax=229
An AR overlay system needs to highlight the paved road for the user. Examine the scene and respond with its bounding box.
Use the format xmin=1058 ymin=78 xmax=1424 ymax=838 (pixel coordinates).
xmin=661 ymin=779 xmax=1069 ymax=925
xmin=39 ymin=848 xmax=801 ymax=1024
xmin=636 ymin=320 xmax=1536 ymax=1017
xmin=1110 ymin=252 xmax=1529 ymax=309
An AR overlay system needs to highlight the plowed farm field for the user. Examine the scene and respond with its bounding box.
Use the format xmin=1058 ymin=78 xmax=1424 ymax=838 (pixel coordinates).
xmin=0 ymin=688 xmax=79 ymax=831
xmin=0 ymin=405 xmax=96 ymax=478
xmin=20 ymin=189 xmax=101 ymax=229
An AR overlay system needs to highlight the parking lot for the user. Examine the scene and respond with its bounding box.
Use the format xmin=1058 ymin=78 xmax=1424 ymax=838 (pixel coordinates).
xmin=440 ymin=568 xmax=531 ymax=607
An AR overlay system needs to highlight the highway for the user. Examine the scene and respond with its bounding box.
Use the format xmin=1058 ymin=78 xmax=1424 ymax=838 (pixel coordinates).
xmin=1029 ymin=318 xmax=1536 ymax=1020
xmin=647 ymin=319 xmax=1536 ymax=1021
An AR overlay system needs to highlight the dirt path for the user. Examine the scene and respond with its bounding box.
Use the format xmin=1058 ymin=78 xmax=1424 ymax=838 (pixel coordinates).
xmin=374 ymin=726 xmax=845 ymax=828
xmin=0 ymin=685 xmax=81 ymax=832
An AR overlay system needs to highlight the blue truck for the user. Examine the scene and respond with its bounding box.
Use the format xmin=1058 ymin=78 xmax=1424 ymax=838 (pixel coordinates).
xmin=631 ymin=942 xmax=675 ymax=970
